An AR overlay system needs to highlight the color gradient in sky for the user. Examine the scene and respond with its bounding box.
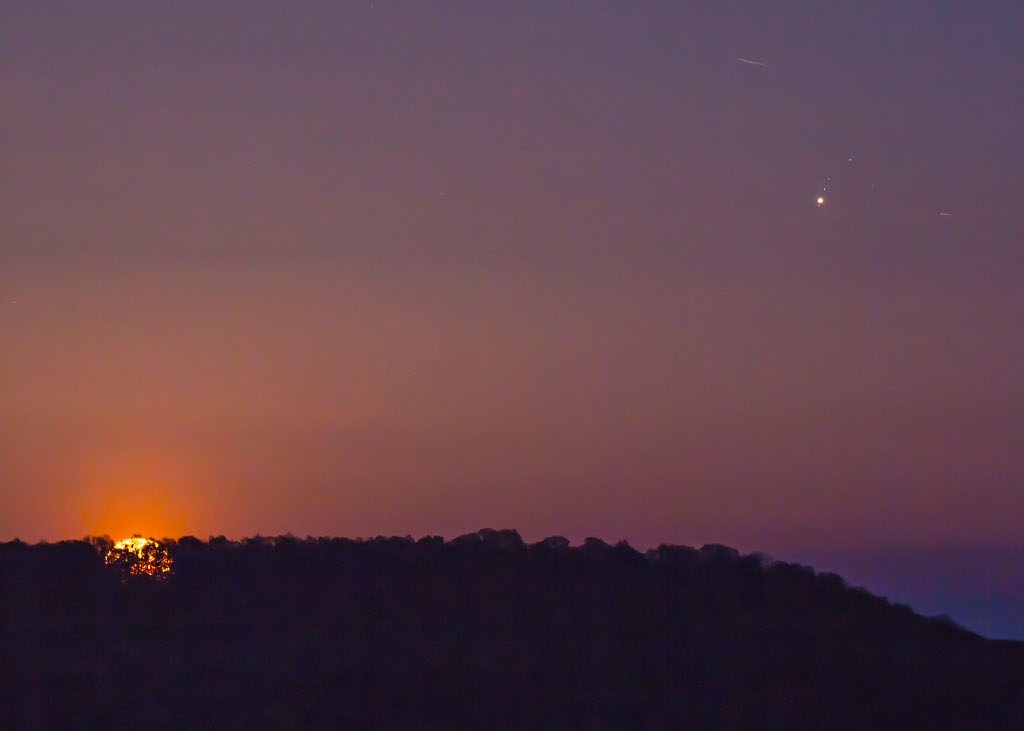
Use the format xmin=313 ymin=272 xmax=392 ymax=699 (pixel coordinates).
xmin=2 ymin=1 xmax=1023 ymax=637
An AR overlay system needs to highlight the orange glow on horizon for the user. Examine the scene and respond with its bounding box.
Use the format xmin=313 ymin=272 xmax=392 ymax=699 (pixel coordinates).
xmin=71 ymin=450 xmax=204 ymax=541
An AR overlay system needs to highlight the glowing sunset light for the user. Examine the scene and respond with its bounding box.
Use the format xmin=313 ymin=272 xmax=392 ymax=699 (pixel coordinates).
xmin=105 ymin=535 xmax=173 ymax=579
xmin=70 ymin=449 xmax=207 ymax=541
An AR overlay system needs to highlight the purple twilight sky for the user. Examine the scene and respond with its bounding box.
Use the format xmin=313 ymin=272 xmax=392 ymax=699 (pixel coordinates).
xmin=2 ymin=1 xmax=1023 ymax=637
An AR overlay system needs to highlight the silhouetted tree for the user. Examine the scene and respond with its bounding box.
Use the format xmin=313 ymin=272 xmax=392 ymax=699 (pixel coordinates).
xmin=0 ymin=531 xmax=1020 ymax=730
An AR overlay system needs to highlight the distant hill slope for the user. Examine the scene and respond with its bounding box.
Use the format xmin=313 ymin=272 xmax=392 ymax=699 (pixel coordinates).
xmin=2 ymin=531 xmax=1022 ymax=729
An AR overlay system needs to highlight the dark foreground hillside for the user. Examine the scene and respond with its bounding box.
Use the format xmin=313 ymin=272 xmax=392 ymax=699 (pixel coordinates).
xmin=2 ymin=531 xmax=1022 ymax=730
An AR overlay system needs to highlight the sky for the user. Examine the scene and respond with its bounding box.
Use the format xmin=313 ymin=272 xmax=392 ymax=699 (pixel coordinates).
xmin=2 ymin=1 xmax=1023 ymax=637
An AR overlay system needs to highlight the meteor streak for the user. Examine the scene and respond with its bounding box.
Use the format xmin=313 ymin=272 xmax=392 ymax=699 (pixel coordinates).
xmin=737 ymin=58 xmax=767 ymax=66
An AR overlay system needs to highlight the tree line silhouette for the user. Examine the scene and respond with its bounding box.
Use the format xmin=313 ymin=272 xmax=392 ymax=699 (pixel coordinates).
xmin=1 ymin=530 xmax=1022 ymax=729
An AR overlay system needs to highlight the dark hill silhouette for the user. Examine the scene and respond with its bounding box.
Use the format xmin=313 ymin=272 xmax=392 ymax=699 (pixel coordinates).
xmin=2 ymin=531 xmax=1022 ymax=729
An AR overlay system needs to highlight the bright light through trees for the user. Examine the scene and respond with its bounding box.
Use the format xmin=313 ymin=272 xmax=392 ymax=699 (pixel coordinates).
xmin=105 ymin=535 xmax=173 ymax=580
